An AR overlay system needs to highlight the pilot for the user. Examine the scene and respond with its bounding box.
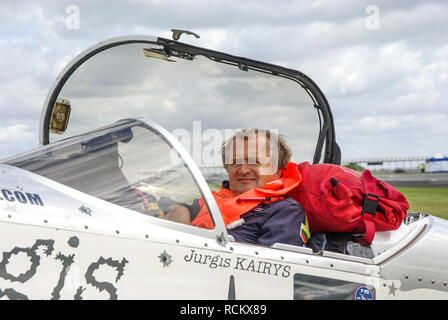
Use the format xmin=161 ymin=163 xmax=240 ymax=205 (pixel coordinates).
xmin=164 ymin=129 xmax=310 ymax=247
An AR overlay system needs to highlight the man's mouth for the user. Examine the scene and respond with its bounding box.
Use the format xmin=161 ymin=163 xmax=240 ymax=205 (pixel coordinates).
xmin=237 ymin=178 xmax=256 ymax=183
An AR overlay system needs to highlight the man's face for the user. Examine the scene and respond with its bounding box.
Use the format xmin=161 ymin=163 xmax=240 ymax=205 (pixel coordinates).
xmin=226 ymin=134 xmax=281 ymax=195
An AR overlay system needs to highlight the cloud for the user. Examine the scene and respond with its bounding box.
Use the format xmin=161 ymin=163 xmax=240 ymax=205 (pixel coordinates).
xmin=0 ymin=124 xmax=32 ymax=142
xmin=0 ymin=0 xmax=447 ymax=162
xmin=0 ymin=123 xmax=35 ymax=158
xmin=45 ymin=43 xmax=319 ymax=164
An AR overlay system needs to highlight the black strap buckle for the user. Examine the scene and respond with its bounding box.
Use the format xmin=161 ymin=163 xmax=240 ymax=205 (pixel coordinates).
xmin=362 ymin=193 xmax=379 ymax=217
xmin=264 ymin=195 xmax=287 ymax=203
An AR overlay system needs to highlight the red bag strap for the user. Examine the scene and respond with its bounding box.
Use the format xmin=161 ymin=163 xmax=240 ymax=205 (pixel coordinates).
xmin=363 ymin=169 xmax=377 ymax=194
xmin=359 ymin=170 xmax=379 ymax=245
xmin=134 ymin=188 xmax=150 ymax=210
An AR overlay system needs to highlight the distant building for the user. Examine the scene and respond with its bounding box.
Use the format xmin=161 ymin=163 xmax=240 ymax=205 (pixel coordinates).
xmin=426 ymin=155 xmax=448 ymax=173
xmin=341 ymin=156 xmax=428 ymax=173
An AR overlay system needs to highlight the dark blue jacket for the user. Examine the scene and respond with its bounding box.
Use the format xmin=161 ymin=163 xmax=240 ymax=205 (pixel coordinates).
xmin=180 ymin=181 xmax=307 ymax=247
xmin=227 ymin=196 xmax=306 ymax=247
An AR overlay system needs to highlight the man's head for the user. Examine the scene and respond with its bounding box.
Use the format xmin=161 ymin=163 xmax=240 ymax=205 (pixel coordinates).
xmin=221 ymin=129 xmax=291 ymax=195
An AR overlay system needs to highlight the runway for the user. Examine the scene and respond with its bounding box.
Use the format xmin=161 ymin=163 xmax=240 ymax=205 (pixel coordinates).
xmin=375 ymin=172 xmax=448 ymax=188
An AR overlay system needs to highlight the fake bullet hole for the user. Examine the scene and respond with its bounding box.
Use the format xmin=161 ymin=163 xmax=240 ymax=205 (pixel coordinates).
xmin=145 ymin=235 xmax=149 ymax=238
xmin=68 ymin=236 xmax=79 ymax=248
xmin=116 ymin=230 xmax=120 ymax=234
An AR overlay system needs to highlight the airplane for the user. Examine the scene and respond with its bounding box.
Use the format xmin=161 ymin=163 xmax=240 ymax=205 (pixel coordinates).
xmin=0 ymin=31 xmax=447 ymax=300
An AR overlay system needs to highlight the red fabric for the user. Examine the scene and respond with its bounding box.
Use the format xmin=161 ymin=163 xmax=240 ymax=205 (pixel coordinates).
xmin=287 ymin=162 xmax=409 ymax=244
xmin=191 ymin=162 xmax=302 ymax=229
xmin=134 ymin=189 xmax=149 ymax=209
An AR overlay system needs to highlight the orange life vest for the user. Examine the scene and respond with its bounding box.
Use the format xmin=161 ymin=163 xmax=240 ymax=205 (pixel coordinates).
xmin=191 ymin=162 xmax=302 ymax=229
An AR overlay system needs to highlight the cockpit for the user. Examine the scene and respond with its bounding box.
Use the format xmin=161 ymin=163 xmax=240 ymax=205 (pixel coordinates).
xmin=4 ymin=119 xmax=217 ymax=229
xmin=1 ymin=34 xmax=342 ymax=242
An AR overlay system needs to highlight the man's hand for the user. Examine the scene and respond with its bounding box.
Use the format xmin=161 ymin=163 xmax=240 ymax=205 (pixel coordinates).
xmin=163 ymin=205 xmax=191 ymax=225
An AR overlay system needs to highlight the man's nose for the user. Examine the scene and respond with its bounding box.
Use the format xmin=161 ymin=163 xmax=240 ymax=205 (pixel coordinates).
xmin=237 ymin=163 xmax=251 ymax=175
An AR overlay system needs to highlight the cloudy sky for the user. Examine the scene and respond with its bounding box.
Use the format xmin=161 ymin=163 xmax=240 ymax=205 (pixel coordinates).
xmin=0 ymin=0 xmax=447 ymax=162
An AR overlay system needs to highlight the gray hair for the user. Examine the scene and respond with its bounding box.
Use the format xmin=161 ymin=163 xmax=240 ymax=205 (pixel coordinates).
xmin=221 ymin=129 xmax=291 ymax=172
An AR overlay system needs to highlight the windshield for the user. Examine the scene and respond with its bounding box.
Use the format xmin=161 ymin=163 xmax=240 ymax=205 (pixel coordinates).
xmin=4 ymin=119 xmax=215 ymax=228
xmin=45 ymin=40 xmax=322 ymax=178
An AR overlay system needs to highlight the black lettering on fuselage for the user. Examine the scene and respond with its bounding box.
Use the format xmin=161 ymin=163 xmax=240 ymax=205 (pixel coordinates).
xmin=0 ymin=239 xmax=55 ymax=283
xmin=84 ymin=256 xmax=129 ymax=300
xmin=0 ymin=189 xmax=44 ymax=206
xmin=14 ymin=191 xmax=27 ymax=203
xmin=26 ymin=193 xmax=44 ymax=206
xmin=1 ymin=189 xmax=14 ymax=202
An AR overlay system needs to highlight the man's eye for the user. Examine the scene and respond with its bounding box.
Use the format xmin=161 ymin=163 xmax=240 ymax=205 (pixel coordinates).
xmin=247 ymin=157 xmax=258 ymax=164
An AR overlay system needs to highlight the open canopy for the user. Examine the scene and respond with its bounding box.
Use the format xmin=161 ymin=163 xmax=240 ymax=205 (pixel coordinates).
xmin=3 ymin=34 xmax=341 ymax=229
xmin=40 ymin=35 xmax=340 ymax=167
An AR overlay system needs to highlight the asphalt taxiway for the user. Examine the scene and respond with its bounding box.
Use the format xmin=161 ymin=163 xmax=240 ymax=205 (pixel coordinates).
xmin=375 ymin=172 xmax=448 ymax=188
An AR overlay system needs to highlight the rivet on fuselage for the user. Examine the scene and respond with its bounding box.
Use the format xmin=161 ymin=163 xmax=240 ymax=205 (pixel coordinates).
xmin=418 ymin=276 xmax=423 ymax=282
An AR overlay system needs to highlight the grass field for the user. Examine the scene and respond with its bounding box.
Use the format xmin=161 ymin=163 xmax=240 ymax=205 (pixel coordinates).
xmin=396 ymin=187 xmax=448 ymax=220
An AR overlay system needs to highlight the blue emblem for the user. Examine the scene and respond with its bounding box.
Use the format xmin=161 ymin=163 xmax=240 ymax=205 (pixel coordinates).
xmin=354 ymin=285 xmax=375 ymax=300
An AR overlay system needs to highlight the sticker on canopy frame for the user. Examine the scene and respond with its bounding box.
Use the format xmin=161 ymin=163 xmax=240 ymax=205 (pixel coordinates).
xmin=354 ymin=285 xmax=375 ymax=300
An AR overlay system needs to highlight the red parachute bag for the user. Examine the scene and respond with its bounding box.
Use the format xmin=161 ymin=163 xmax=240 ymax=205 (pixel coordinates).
xmin=288 ymin=162 xmax=409 ymax=245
